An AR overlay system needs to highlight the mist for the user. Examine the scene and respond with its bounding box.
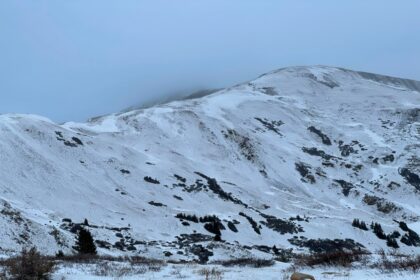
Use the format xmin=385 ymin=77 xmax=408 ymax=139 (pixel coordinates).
xmin=1 ymin=0 xmax=419 ymax=122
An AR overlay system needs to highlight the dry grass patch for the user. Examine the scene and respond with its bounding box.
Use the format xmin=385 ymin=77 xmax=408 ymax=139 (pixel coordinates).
xmin=197 ymin=267 xmax=224 ymax=280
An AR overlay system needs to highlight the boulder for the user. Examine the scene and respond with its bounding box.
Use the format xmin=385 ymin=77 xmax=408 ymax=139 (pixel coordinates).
xmin=291 ymin=272 xmax=315 ymax=280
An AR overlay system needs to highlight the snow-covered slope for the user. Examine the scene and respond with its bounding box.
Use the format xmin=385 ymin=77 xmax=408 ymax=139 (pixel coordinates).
xmin=0 ymin=66 xmax=419 ymax=260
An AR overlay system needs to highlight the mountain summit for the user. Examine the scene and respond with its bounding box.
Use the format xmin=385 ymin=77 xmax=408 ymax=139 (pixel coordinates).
xmin=0 ymin=66 xmax=419 ymax=260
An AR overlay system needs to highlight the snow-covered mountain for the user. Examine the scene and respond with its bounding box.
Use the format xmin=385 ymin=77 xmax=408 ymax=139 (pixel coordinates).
xmin=0 ymin=66 xmax=419 ymax=261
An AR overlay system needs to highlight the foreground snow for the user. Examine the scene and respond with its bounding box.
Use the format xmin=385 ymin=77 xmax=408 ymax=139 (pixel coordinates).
xmin=52 ymin=262 xmax=419 ymax=280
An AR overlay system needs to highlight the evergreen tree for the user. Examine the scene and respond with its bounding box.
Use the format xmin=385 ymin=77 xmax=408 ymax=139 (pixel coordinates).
xmin=371 ymin=222 xmax=386 ymax=240
xmin=56 ymin=250 xmax=64 ymax=258
xmin=352 ymin=218 xmax=368 ymax=230
xmin=74 ymin=228 xmax=97 ymax=255
xmin=386 ymin=236 xmax=399 ymax=249
xmin=359 ymin=221 xmax=368 ymax=230
xmin=214 ymin=233 xmax=222 ymax=242
xmin=352 ymin=218 xmax=360 ymax=227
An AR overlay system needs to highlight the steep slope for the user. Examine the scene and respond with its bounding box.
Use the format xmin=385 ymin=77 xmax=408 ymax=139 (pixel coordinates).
xmin=0 ymin=66 xmax=419 ymax=260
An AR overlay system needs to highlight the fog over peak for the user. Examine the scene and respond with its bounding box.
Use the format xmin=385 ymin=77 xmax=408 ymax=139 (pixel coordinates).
xmin=1 ymin=0 xmax=419 ymax=122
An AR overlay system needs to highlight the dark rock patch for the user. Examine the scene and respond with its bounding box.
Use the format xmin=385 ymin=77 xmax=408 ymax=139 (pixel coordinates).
xmin=189 ymin=244 xmax=214 ymax=264
xmin=195 ymin=172 xmax=247 ymax=207
xmin=338 ymin=141 xmax=357 ymax=157
xmin=399 ymin=168 xmax=420 ymax=191
xmin=148 ymin=201 xmax=166 ymax=207
xmin=260 ymin=213 xmax=303 ymax=234
xmin=254 ymin=117 xmax=284 ymax=135
xmin=144 ymin=176 xmax=160 ymax=184
xmin=227 ymin=221 xmax=238 ymax=233
xmin=295 ymin=162 xmax=316 ymax=184
xmin=222 ymin=129 xmax=258 ymax=163
xmin=382 ymin=154 xmax=395 ymax=163
xmin=302 ymin=147 xmax=335 ymax=160
xmin=307 ymin=126 xmax=331 ymax=145
xmin=387 ymin=181 xmax=401 ymax=190
xmin=56 ymin=132 xmax=84 ymax=147
xmin=175 ymin=234 xmax=213 ymax=247
xmin=174 ymin=174 xmax=187 ymax=183
xmin=239 ymin=212 xmax=261 ymax=235
xmin=333 ymin=180 xmax=354 ymax=197
xmin=63 ymin=141 xmax=77 ymax=147
xmin=173 ymin=195 xmax=183 ymax=201
xmin=72 ymin=137 xmax=83 ymax=146
xmin=260 ymin=87 xmax=278 ymax=96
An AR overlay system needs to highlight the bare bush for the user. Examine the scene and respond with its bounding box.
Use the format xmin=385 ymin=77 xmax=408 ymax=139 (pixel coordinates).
xmin=198 ymin=267 xmax=223 ymax=280
xmin=94 ymin=261 xmax=147 ymax=277
xmin=5 ymin=247 xmax=55 ymax=280
xmin=372 ymin=251 xmax=420 ymax=273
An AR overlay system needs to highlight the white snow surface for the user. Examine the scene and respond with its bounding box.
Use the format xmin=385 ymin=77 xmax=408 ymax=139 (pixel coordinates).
xmin=50 ymin=262 xmax=420 ymax=280
xmin=0 ymin=66 xmax=419 ymax=259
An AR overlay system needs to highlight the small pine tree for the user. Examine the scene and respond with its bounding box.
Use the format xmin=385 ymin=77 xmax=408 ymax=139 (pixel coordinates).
xmin=352 ymin=218 xmax=368 ymax=230
xmin=386 ymin=236 xmax=399 ymax=249
xmin=74 ymin=228 xmax=97 ymax=255
xmin=352 ymin=218 xmax=360 ymax=228
xmin=371 ymin=222 xmax=386 ymax=240
xmin=84 ymin=218 xmax=89 ymax=226
xmin=56 ymin=250 xmax=64 ymax=258
xmin=399 ymin=221 xmax=409 ymax=231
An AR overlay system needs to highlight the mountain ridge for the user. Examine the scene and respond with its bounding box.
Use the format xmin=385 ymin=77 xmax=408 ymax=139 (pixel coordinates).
xmin=0 ymin=66 xmax=419 ymax=261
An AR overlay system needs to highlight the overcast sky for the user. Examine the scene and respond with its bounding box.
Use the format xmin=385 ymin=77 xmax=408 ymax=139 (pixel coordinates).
xmin=1 ymin=1 xmax=419 ymax=122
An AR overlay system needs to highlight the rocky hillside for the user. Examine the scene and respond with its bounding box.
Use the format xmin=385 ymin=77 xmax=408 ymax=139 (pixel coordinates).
xmin=0 ymin=66 xmax=419 ymax=261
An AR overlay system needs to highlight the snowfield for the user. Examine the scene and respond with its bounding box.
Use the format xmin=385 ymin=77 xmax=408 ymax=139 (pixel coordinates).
xmin=0 ymin=66 xmax=419 ymax=269
xmin=49 ymin=261 xmax=419 ymax=280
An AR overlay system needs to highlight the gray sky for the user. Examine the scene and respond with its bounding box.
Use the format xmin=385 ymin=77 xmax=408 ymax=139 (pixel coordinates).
xmin=1 ymin=1 xmax=419 ymax=122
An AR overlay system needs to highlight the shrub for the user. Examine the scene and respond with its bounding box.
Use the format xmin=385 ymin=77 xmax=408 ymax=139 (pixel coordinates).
xmin=294 ymin=250 xmax=368 ymax=268
xmin=214 ymin=258 xmax=275 ymax=268
xmin=373 ymin=252 xmax=420 ymax=272
xmin=198 ymin=267 xmax=223 ymax=280
xmin=94 ymin=261 xmax=147 ymax=277
xmin=273 ymin=247 xmax=294 ymax=263
xmin=74 ymin=228 xmax=97 ymax=255
xmin=6 ymin=247 xmax=55 ymax=280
